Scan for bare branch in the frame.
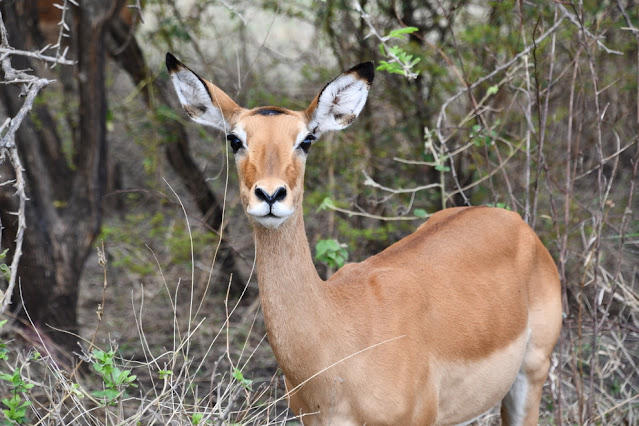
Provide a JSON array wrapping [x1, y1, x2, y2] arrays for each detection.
[[362, 170, 441, 194], [0, 10, 58, 313], [0, 147, 27, 314], [0, 47, 75, 66], [557, 3, 623, 55]]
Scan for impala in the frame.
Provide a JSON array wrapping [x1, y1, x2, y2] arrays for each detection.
[[166, 53, 562, 425]]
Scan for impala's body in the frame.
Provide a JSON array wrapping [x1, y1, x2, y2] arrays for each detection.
[[166, 53, 562, 425]]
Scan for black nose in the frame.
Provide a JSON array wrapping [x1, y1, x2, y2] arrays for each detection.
[[255, 186, 287, 206]]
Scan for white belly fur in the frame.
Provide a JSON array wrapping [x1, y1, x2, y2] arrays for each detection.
[[433, 329, 530, 425]]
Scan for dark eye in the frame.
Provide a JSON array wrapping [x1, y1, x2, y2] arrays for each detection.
[[298, 134, 316, 153], [226, 134, 243, 154]]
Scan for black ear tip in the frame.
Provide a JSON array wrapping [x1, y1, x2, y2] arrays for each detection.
[[350, 62, 375, 85], [165, 52, 182, 72]]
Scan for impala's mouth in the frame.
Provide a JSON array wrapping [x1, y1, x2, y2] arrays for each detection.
[[250, 213, 289, 229], [246, 203, 293, 229]]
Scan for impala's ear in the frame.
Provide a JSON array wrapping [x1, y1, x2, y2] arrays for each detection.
[[305, 62, 374, 135], [166, 53, 242, 131]]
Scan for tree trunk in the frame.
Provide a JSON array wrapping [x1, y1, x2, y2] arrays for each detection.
[[0, 0, 123, 351]]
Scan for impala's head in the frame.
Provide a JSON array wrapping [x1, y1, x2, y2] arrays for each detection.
[[166, 53, 373, 229]]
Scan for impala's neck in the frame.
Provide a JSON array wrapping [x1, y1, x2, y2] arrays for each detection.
[[253, 208, 326, 317], [253, 208, 334, 379]]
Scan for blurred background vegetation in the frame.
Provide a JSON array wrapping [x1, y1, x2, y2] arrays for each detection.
[[0, 0, 638, 424]]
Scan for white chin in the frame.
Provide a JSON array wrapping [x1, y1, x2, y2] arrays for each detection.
[[251, 215, 289, 229]]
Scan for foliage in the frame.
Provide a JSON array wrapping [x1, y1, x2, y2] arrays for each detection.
[[90, 349, 138, 404], [0, 321, 32, 425], [0, 250, 9, 282], [232, 367, 253, 392], [315, 239, 349, 269], [1, 395, 31, 425], [0, 369, 34, 395], [377, 27, 422, 76]]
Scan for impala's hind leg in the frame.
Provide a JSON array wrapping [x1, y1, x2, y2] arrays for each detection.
[[500, 345, 551, 425], [501, 287, 561, 423], [501, 233, 562, 425]]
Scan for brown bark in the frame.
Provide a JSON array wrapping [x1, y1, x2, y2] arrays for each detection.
[[0, 0, 123, 350]]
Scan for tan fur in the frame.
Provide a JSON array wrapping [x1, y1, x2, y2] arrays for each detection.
[[167, 61, 563, 425]]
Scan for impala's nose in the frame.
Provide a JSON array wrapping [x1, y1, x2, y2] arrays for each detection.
[[255, 186, 287, 206]]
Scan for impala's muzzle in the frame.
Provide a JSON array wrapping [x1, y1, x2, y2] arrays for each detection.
[[246, 183, 294, 228], [255, 186, 287, 207]]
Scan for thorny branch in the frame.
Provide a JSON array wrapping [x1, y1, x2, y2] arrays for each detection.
[[0, 8, 67, 313], [49, 0, 78, 66], [0, 47, 76, 66], [0, 1, 77, 69]]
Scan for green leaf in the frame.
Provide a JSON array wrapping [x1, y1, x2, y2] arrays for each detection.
[[232, 367, 253, 391], [376, 61, 405, 75], [92, 388, 120, 401], [0, 263, 10, 281], [192, 412, 204, 425], [486, 85, 499, 95], [414, 209, 428, 218], [317, 197, 335, 211], [159, 370, 173, 380], [387, 26, 419, 39], [315, 239, 349, 269]]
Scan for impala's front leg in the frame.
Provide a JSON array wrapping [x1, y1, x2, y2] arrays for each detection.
[[284, 377, 313, 423]]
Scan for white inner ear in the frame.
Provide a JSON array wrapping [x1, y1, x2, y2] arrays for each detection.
[[308, 73, 370, 135], [170, 69, 229, 131]]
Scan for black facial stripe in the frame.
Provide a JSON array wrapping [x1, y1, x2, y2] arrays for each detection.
[[252, 108, 287, 116]]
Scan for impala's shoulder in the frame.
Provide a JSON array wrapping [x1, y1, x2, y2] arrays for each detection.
[[326, 261, 393, 289], [328, 261, 364, 283]]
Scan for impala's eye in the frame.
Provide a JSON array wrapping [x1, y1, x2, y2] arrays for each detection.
[[226, 134, 243, 154], [298, 134, 315, 153]]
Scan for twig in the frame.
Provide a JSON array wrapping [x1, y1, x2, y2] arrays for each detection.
[[326, 202, 426, 221], [362, 170, 440, 194]]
